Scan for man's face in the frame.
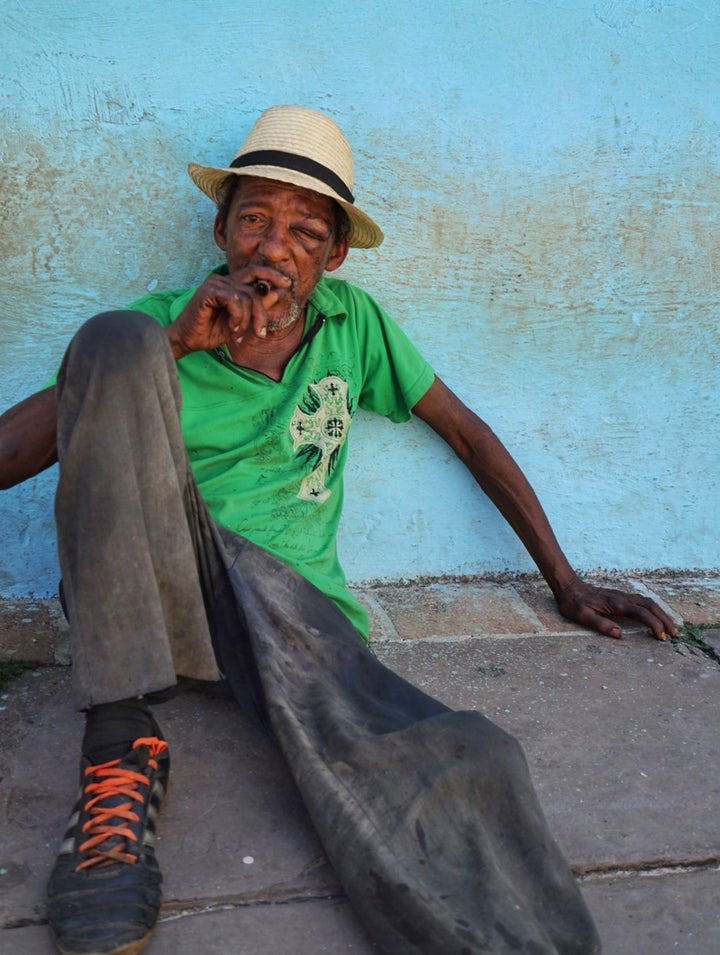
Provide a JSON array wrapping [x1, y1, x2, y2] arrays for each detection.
[[214, 176, 349, 332]]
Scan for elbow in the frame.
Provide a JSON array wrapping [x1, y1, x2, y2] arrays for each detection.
[[0, 438, 57, 489]]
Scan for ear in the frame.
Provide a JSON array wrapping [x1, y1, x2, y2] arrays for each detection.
[[324, 237, 350, 273], [213, 212, 227, 252]]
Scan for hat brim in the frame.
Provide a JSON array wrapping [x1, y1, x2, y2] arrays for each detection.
[[187, 162, 383, 250]]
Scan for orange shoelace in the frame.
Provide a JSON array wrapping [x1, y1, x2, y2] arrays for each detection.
[[75, 737, 168, 872]]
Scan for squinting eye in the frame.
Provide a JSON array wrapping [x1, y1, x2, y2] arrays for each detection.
[[295, 227, 330, 243]]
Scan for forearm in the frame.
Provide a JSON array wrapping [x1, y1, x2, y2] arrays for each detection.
[[412, 377, 578, 597], [0, 386, 58, 489], [414, 377, 677, 640], [459, 424, 578, 597]]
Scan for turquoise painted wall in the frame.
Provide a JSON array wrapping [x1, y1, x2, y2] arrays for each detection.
[[1, 0, 718, 595]]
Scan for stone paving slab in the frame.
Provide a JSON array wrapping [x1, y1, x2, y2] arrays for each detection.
[[580, 867, 720, 955], [704, 627, 720, 654], [2, 574, 720, 954], [374, 631, 720, 869], [0, 599, 68, 665], [365, 580, 546, 639], [641, 575, 720, 625], [3, 572, 718, 665], [355, 571, 720, 644], [2, 644, 719, 954], [3, 867, 718, 955], [0, 897, 380, 955]]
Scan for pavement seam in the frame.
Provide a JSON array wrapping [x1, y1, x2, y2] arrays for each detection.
[[0, 886, 346, 931], [158, 859, 720, 922], [2, 861, 719, 931], [371, 629, 642, 645], [577, 859, 720, 882], [159, 890, 347, 923]]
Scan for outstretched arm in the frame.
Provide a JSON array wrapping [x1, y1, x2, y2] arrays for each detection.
[[412, 376, 677, 641], [0, 386, 58, 489]]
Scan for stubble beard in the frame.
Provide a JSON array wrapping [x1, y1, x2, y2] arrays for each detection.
[[266, 299, 303, 333]]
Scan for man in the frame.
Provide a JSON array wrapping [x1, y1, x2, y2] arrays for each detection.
[[0, 106, 676, 955]]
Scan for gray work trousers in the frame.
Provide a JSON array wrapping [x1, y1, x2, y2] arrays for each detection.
[[54, 310, 601, 955]]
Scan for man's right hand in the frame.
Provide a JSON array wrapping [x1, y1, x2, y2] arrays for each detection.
[[165, 269, 290, 359]]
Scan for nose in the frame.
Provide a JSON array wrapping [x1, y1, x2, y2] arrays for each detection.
[[256, 220, 291, 262]]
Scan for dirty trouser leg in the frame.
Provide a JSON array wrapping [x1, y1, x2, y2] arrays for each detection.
[[55, 310, 230, 708], [210, 528, 601, 955], [55, 309, 600, 952]]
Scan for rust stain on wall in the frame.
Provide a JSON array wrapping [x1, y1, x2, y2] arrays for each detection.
[[346, 123, 720, 387]]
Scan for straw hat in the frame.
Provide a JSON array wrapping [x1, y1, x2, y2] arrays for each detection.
[[188, 105, 383, 249]]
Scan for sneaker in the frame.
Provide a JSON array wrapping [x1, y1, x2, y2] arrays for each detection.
[[47, 737, 170, 955]]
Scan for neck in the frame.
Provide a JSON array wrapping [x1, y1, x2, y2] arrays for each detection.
[[226, 309, 307, 381]]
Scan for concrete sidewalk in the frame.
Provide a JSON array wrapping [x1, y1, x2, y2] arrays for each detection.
[[1, 572, 719, 954]]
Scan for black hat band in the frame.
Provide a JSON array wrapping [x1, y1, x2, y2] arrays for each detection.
[[230, 150, 355, 204]]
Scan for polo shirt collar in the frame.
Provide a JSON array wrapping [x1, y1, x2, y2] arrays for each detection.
[[308, 277, 347, 323]]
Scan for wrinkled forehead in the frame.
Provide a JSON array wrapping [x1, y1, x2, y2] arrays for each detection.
[[230, 174, 338, 218]]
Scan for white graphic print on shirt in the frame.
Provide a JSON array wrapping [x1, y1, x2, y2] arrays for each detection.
[[290, 376, 352, 502]]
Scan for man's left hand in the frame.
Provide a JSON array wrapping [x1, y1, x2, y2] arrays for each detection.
[[554, 577, 678, 641]]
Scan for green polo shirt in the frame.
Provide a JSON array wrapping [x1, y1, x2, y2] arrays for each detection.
[[126, 270, 435, 638]]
